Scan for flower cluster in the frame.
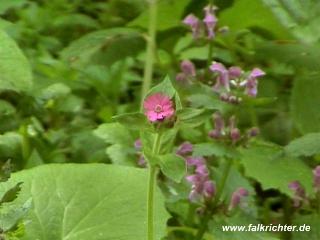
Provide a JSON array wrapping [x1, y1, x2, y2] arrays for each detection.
[[208, 112, 259, 145], [210, 61, 265, 103], [177, 142, 216, 202], [183, 5, 219, 39], [143, 93, 175, 122]]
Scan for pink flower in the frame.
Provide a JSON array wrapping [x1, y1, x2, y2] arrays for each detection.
[[229, 187, 249, 210], [245, 68, 265, 97], [183, 14, 201, 39], [210, 62, 230, 91], [203, 5, 218, 39], [143, 93, 175, 122]]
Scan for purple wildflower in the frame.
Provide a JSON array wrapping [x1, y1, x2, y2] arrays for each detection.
[[210, 62, 230, 92], [183, 14, 201, 39], [229, 116, 241, 144], [185, 156, 215, 202], [229, 187, 249, 210], [245, 68, 265, 97], [228, 66, 242, 79], [134, 139, 142, 150], [176, 142, 193, 157], [203, 5, 218, 39], [288, 181, 306, 207], [180, 60, 196, 77]]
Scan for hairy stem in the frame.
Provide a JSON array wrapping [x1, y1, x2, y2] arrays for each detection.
[[194, 158, 233, 240], [147, 132, 162, 240], [141, 0, 158, 104]]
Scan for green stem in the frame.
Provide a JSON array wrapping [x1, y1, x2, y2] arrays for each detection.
[[141, 0, 158, 104], [147, 132, 162, 240], [194, 158, 233, 240]]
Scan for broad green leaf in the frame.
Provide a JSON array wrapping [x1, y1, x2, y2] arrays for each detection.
[[219, 0, 290, 38], [292, 214, 320, 240], [285, 132, 320, 157], [0, 30, 32, 92], [291, 72, 320, 133], [159, 154, 186, 183], [177, 108, 212, 128], [61, 28, 144, 68], [240, 142, 313, 196], [113, 112, 153, 131], [0, 164, 169, 240], [255, 42, 320, 71], [193, 143, 239, 159], [262, 0, 320, 43], [128, 0, 190, 31], [179, 47, 233, 64], [0, 198, 32, 232], [94, 122, 134, 145]]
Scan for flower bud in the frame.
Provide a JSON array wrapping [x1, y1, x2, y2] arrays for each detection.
[[204, 180, 216, 199], [183, 14, 201, 39], [229, 187, 249, 210], [176, 142, 193, 156], [180, 60, 196, 77]]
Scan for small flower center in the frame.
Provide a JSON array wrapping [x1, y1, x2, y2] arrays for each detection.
[[154, 104, 163, 113]]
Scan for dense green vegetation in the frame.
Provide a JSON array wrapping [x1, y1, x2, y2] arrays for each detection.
[[0, 0, 320, 239]]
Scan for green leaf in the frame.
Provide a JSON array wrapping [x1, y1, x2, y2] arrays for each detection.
[[147, 75, 177, 98], [262, 0, 320, 43], [0, 100, 16, 116], [94, 123, 133, 145], [193, 143, 239, 159], [61, 28, 144, 68], [291, 72, 320, 133], [285, 132, 320, 157], [219, 0, 290, 38], [177, 108, 212, 128], [0, 198, 32, 232], [240, 142, 313, 196], [0, 164, 169, 240], [255, 42, 320, 71], [292, 214, 320, 240], [0, 182, 22, 205], [128, 0, 190, 31], [159, 154, 186, 183], [106, 144, 136, 166], [113, 112, 153, 131], [0, 30, 32, 92]]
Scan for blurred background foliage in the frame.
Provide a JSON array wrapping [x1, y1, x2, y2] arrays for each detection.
[[0, 1, 320, 239], [0, 0, 319, 171]]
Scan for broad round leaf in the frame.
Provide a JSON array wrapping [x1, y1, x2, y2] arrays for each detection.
[[0, 164, 169, 240]]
